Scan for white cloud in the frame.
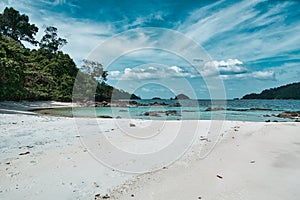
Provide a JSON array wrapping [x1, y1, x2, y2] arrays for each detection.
[[179, 0, 300, 63], [251, 71, 275, 79], [180, 0, 262, 44], [53, 18, 112, 64], [109, 65, 193, 80], [204, 59, 247, 76], [169, 66, 183, 73], [109, 57, 276, 81], [201, 58, 275, 80], [221, 70, 275, 80], [220, 71, 275, 80], [124, 11, 165, 29], [109, 70, 121, 77], [52, 0, 66, 5]]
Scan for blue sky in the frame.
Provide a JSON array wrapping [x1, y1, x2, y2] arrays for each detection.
[[1, 0, 300, 99]]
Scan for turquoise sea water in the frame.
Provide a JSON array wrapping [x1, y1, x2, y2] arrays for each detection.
[[39, 100, 300, 122]]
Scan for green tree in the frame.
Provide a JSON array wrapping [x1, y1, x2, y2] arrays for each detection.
[[81, 59, 108, 82], [40, 26, 67, 53], [0, 7, 38, 46], [0, 8, 139, 102]]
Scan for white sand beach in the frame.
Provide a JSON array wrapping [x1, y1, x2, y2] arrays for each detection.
[[112, 122, 300, 200], [1, 102, 300, 200]]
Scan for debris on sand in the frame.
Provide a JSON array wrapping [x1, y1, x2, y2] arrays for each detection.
[[200, 136, 209, 141], [102, 194, 110, 199], [19, 151, 30, 156], [94, 193, 110, 199], [216, 175, 223, 179], [94, 193, 101, 200], [97, 115, 113, 118], [130, 123, 136, 127]]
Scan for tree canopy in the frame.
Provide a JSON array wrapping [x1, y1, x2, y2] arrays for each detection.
[[0, 7, 139, 102], [40, 26, 67, 53], [0, 7, 38, 46], [0, 34, 78, 101], [81, 59, 108, 82]]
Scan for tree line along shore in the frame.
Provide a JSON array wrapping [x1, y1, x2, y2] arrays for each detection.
[[0, 7, 140, 102]]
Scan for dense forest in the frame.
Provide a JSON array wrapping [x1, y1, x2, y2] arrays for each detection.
[[242, 82, 300, 100], [0, 7, 140, 102]]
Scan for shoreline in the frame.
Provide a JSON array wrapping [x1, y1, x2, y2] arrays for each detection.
[[0, 101, 76, 115], [1, 100, 298, 122]]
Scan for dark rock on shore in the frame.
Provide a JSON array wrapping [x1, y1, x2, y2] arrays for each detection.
[[82, 100, 182, 108], [165, 110, 179, 116], [129, 101, 151, 107], [182, 110, 199, 112], [250, 107, 271, 111], [170, 102, 181, 107], [205, 107, 225, 111], [144, 111, 162, 117], [143, 110, 180, 117], [227, 108, 248, 112], [150, 102, 168, 106], [276, 111, 300, 119]]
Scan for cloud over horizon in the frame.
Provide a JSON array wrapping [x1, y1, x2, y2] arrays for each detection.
[[202, 59, 275, 80], [109, 65, 193, 80]]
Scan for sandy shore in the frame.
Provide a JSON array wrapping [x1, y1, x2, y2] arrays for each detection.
[[111, 122, 300, 200], [1, 102, 300, 200], [0, 101, 75, 115]]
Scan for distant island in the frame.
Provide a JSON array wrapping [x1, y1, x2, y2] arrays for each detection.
[[171, 94, 190, 100], [242, 82, 300, 100], [152, 97, 161, 100]]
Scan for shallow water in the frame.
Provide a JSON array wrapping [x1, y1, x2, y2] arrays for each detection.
[[37, 99, 300, 122]]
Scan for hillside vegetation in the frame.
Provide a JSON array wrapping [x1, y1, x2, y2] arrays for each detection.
[[242, 82, 300, 100], [0, 7, 139, 102]]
